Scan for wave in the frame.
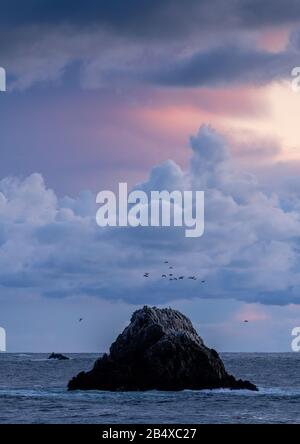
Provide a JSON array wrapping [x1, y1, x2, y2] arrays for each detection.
[[29, 358, 73, 361], [183, 387, 300, 397], [1, 386, 300, 400]]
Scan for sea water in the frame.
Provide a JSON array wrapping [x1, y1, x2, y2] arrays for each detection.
[[0, 353, 299, 424]]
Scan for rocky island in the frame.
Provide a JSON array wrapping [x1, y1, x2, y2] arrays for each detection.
[[68, 306, 257, 391]]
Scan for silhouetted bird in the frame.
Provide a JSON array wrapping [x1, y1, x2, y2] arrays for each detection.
[[244, 320, 249, 323], [179, 276, 184, 280], [164, 261, 168, 264], [169, 266, 173, 269], [169, 273, 173, 276], [79, 318, 83, 322], [144, 273, 149, 277], [162, 274, 167, 278], [201, 280, 206, 283]]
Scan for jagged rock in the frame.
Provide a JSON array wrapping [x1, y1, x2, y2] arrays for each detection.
[[48, 352, 69, 360], [68, 306, 257, 391]]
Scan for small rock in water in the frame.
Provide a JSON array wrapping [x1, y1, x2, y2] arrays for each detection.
[[68, 306, 257, 391], [48, 353, 69, 361]]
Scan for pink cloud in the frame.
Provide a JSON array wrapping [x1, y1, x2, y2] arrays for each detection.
[[257, 26, 291, 52], [235, 304, 270, 322]]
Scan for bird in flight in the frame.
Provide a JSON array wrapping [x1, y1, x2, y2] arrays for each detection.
[[164, 261, 168, 264], [143, 273, 149, 277], [79, 318, 83, 322], [162, 274, 166, 278], [244, 320, 249, 323]]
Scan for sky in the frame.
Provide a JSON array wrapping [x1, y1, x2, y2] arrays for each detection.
[[1, 1, 300, 351]]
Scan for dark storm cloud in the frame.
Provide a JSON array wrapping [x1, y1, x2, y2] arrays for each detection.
[[237, 0, 300, 27], [2, 0, 300, 38], [1, 0, 300, 91], [151, 46, 295, 87]]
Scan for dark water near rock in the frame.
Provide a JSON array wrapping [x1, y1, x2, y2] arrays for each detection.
[[0, 353, 300, 423]]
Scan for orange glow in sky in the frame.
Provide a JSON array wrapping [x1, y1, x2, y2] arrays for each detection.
[[221, 81, 300, 162], [127, 80, 300, 166]]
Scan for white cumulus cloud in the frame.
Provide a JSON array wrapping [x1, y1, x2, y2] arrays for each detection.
[[1, 125, 300, 305]]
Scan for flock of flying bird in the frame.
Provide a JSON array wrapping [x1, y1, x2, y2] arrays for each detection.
[[143, 261, 205, 282], [76, 263, 248, 324], [142, 261, 249, 323]]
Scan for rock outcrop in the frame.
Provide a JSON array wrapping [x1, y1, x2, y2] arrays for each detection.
[[68, 306, 257, 391], [48, 352, 69, 360]]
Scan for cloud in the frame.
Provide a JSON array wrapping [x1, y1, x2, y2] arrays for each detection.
[[2, 1, 300, 91], [1, 126, 300, 306], [2, 1, 300, 35], [4, 32, 298, 91], [235, 303, 269, 322], [151, 45, 296, 87]]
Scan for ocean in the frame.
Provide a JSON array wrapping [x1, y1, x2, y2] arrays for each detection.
[[0, 352, 300, 424]]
